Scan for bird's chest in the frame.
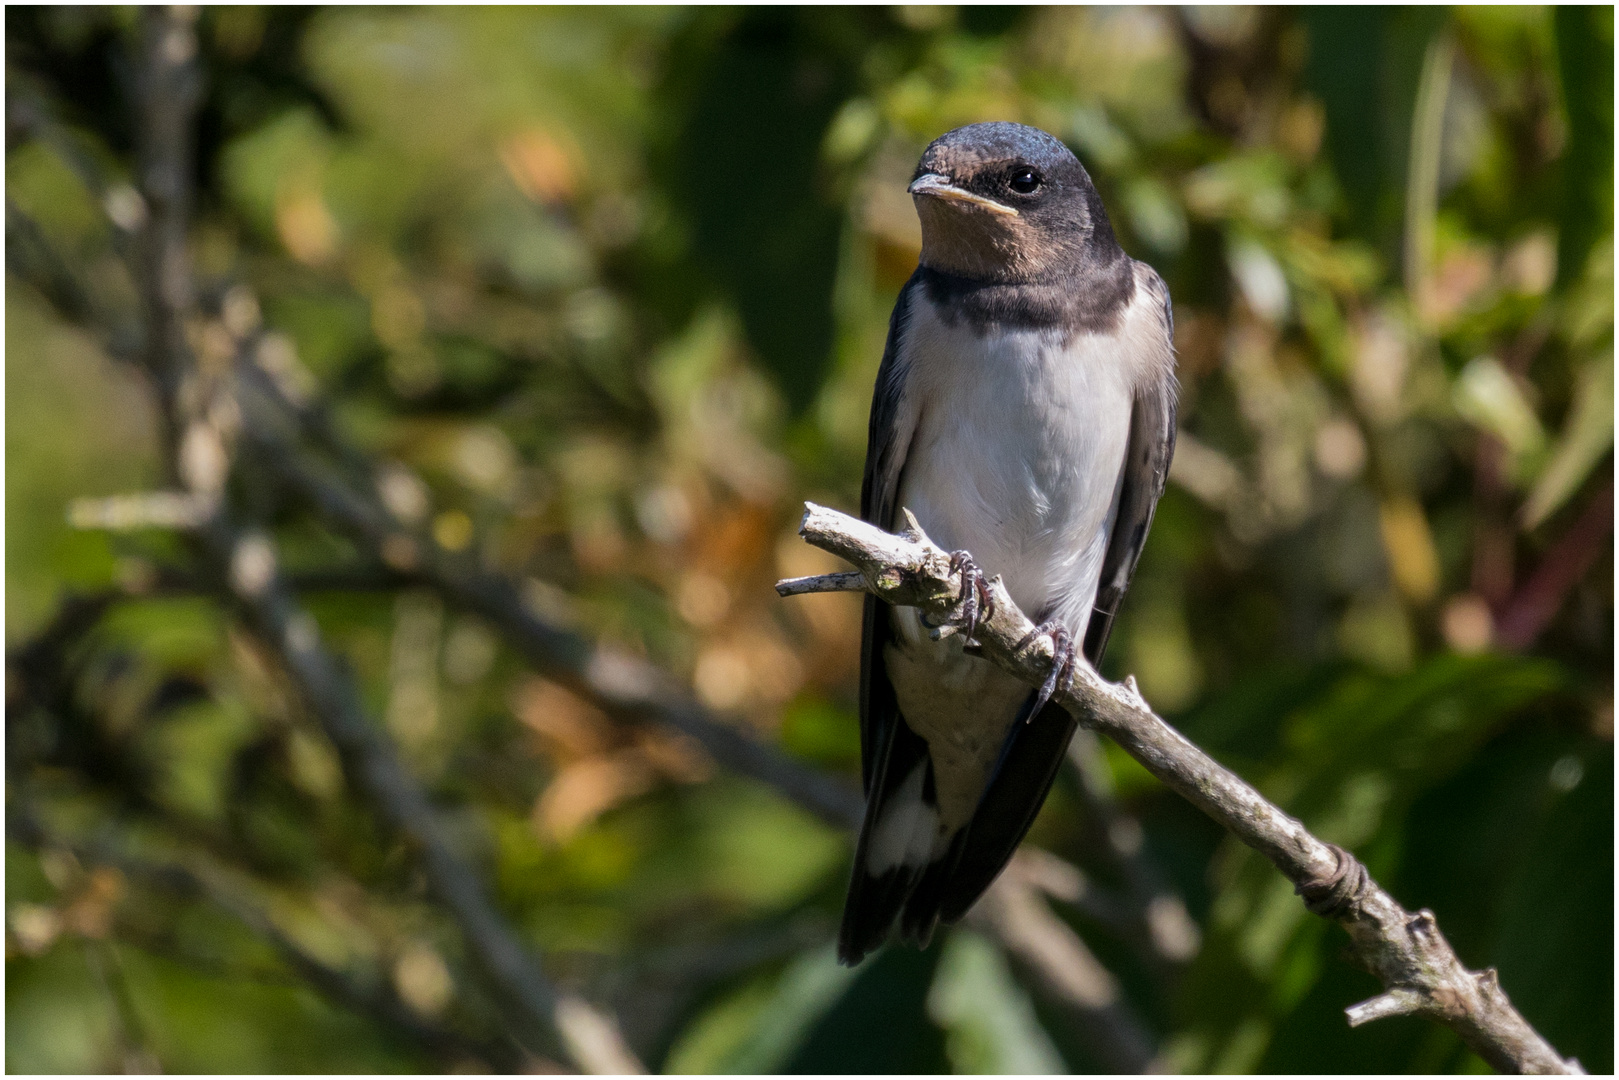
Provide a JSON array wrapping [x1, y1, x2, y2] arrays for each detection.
[[893, 303, 1134, 622]]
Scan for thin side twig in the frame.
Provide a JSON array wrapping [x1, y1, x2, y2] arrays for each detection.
[[775, 571, 868, 596], [778, 501, 1581, 1076]]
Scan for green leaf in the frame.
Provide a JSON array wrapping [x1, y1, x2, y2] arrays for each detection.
[[1555, 6, 1615, 286], [664, 945, 855, 1073], [1451, 355, 1546, 469]]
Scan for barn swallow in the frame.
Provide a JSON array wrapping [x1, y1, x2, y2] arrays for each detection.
[[839, 122, 1177, 965]]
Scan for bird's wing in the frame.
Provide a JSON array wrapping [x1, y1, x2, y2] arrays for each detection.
[[1083, 262, 1178, 667], [856, 272, 922, 794], [840, 274, 929, 965]]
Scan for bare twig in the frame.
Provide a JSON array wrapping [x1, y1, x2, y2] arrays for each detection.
[[777, 501, 1581, 1076], [775, 570, 867, 596]]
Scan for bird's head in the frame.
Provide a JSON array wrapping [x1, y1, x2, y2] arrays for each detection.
[[908, 122, 1119, 283]]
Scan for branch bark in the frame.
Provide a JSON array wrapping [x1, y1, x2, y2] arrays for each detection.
[[777, 501, 1582, 1076]]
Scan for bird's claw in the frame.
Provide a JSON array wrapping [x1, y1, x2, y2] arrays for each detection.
[[1015, 620, 1077, 721], [947, 550, 994, 647]]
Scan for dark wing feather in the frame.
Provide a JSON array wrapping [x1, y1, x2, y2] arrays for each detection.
[[1083, 264, 1178, 666], [856, 274, 920, 792], [839, 275, 922, 965]]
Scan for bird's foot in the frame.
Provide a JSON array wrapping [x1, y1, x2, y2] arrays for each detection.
[[1015, 620, 1077, 720], [947, 550, 995, 647]]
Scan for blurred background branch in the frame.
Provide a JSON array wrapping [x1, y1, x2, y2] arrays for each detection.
[[7, 5, 1610, 1074]]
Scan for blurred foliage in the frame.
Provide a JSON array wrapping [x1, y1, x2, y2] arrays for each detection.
[[6, 5, 1611, 1074]]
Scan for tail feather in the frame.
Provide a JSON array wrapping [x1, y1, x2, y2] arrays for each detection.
[[897, 827, 967, 947], [839, 864, 924, 965], [838, 716, 935, 965], [939, 696, 1078, 922], [840, 692, 1081, 962]]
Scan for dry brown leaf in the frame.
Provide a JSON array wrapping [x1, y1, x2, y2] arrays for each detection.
[[634, 728, 714, 784], [499, 128, 579, 205], [535, 751, 655, 842], [514, 676, 614, 760]]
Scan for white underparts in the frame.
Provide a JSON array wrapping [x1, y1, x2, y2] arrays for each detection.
[[866, 761, 942, 875], [884, 618, 1030, 832], [881, 290, 1157, 834]]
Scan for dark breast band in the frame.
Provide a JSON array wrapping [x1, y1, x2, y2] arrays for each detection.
[[916, 256, 1136, 337]]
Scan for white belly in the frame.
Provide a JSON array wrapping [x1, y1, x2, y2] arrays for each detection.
[[884, 297, 1136, 830], [893, 300, 1135, 632]]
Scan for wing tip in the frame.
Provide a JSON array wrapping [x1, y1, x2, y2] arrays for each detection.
[[838, 863, 953, 966], [837, 865, 912, 966], [835, 936, 871, 967]]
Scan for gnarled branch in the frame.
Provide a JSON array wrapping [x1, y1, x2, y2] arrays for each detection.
[[777, 501, 1581, 1076], [111, 10, 641, 1071]]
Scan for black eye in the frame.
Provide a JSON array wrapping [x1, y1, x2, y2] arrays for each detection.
[[1009, 167, 1041, 194]]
